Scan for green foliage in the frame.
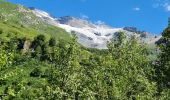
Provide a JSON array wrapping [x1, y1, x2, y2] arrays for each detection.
[[0, 45, 14, 70], [49, 37, 56, 47], [31, 34, 46, 50], [0, 31, 164, 99], [0, 0, 170, 99], [0, 31, 163, 99], [154, 19, 170, 94], [0, 1, 71, 42], [30, 67, 42, 77], [105, 33, 157, 99], [160, 89, 170, 100]]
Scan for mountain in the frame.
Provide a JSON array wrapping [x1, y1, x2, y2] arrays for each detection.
[[1, 1, 167, 99], [0, 2, 71, 42], [31, 8, 160, 49], [0, 1, 160, 49]]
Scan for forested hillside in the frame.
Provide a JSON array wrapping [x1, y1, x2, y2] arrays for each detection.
[[0, 0, 170, 99]]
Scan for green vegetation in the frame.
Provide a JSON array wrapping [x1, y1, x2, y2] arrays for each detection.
[[0, 0, 170, 99], [0, 1, 71, 42], [154, 20, 170, 95], [0, 31, 169, 99]]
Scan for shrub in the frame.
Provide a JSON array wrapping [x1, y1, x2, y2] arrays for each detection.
[[30, 67, 42, 77], [0, 79, 7, 86], [49, 37, 56, 47], [0, 29, 3, 34]]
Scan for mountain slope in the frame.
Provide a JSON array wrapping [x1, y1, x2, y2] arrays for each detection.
[[31, 8, 160, 49], [0, 1, 71, 42], [0, 1, 160, 49]]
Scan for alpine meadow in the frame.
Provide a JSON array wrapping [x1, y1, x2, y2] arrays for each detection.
[[0, 0, 170, 99]]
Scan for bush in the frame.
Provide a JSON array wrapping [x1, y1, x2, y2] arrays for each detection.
[[31, 34, 46, 49], [41, 69, 50, 78], [0, 29, 3, 34], [30, 67, 42, 77], [0, 79, 7, 86], [49, 37, 56, 47]]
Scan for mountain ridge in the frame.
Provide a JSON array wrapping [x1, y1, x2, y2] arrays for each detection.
[[30, 8, 160, 49], [0, 0, 161, 49]]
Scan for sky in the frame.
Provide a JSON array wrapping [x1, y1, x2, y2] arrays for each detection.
[[6, 0, 170, 35]]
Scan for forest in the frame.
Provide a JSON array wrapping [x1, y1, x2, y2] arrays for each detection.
[[0, 25, 170, 99]]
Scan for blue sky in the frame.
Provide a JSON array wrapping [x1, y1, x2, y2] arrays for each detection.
[[7, 0, 170, 34]]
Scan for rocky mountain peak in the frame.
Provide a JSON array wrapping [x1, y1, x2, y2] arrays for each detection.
[[30, 8, 160, 49]]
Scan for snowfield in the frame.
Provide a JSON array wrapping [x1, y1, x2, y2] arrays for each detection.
[[31, 8, 160, 49]]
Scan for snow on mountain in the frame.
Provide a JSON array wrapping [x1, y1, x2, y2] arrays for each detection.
[[30, 8, 159, 49], [31, 8, 55, 20]]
